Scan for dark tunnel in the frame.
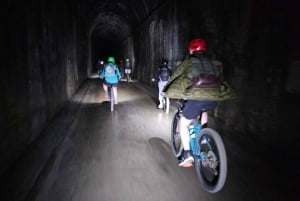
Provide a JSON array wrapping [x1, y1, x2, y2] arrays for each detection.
[[88, 0, 175, 74], [1, 0, 300, 200]]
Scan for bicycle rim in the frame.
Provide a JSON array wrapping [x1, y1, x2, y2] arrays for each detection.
[[195, 128, 227, 193], [171, 111, 183, 157]]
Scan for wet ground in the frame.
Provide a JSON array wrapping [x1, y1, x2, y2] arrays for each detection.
[[1, 75, 299, 201]]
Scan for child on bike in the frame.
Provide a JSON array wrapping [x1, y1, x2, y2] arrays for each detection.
[[99, 56, 122, 104], [163, 38, 235, 167]]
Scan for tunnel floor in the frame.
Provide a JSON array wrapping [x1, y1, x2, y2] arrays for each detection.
[[1, 74, 298, 201]]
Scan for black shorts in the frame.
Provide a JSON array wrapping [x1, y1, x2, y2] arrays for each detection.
[[182, 100, 218, 120], [104, 80, 118, 87]]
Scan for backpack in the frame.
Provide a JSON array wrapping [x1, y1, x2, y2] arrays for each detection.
[[190, 56, 221, 88], [104, 63, 116, 77], [125, 61, 131, 69], [159, 66, 171, 81]]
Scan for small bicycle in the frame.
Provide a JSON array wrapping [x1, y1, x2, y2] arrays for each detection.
[[171, 100, 227, 193]]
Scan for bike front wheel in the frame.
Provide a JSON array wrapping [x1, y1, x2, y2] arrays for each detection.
[[194, 128, 227, 193], [171, 111, 183, 157]]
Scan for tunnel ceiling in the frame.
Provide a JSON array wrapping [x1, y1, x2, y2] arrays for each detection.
[[88, 0, 166, 42]]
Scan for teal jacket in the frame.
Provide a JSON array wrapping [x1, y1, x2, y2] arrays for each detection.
[[99, 63, 121, 84]]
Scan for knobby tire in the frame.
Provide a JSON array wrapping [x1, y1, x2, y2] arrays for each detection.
[[194, 128, 227, 193], [171, 111, 183, 157], [110, 86, 114, 112]]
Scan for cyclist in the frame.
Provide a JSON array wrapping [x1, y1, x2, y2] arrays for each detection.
[[99, 56, 121, 104], [96, 59, 104, 74], [124, 58, 132, 81], [119, 59, 124, 77], [152, 58, 172, 109], [163, 38, 234, 167]]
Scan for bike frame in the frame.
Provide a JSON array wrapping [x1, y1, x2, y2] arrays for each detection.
[[189, 121, 214, 161]]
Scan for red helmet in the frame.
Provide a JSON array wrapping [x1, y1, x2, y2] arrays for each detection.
[[189, 38, 206, 54]]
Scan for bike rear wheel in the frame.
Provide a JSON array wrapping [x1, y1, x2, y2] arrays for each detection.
[[162, 96, 170, 113], [171, 111, 183, 157], [194, 128, 227, 193], [109, 86, 114, 112]]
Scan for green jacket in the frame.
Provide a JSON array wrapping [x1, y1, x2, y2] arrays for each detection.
[[163, 55, 235, 101]]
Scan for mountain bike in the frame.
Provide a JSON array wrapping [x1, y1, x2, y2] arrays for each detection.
[[171, 100, 227, 193], [107, 84, 115, 112]]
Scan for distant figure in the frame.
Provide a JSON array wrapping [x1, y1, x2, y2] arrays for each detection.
[[96, 59, 104, 74], [152, 58, 172, 109], [119, 60, 124, 77], [124, 58, 132, 82]]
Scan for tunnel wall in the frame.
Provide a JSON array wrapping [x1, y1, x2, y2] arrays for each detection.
[[126, 0, 288, 143], [0, 1, 88, 176], [132, 1, 179, 83]]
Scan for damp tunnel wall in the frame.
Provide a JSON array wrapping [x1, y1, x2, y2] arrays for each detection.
[[1, 0, 89, 176]]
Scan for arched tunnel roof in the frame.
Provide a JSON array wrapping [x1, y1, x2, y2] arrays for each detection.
[[87, 0, 166, 59]]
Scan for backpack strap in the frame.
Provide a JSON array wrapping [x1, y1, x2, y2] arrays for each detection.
[[190, 56, 220, 88]]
